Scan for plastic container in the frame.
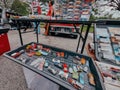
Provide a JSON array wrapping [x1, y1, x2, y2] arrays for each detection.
[[0, 28, 10, 55]]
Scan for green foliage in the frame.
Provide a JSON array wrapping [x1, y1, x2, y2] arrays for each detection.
[[98, 16, 110, 19], [92, 8, 98, 14], [82, 25, 94, 33], [11, 0, 29, 16], [90, 14, 97, 21]]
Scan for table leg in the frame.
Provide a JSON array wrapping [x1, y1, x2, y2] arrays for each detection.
[[75, 24, 84, 53], [17, 21, 23, 45], [81, 24, 91, 53], [34, 22, 40, 43], [73, 24, 91, 53]]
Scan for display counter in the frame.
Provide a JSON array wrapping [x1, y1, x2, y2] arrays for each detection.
[[94, 20, 120, 66], [4, 42, 105, 90]]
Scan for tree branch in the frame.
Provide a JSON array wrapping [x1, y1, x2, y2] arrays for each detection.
[[111, 0, 119, 6], [116, 0, 119, 3], [4, 0, 8, 8]]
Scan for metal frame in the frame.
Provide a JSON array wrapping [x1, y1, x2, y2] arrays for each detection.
[[12, 18, 93, 54]]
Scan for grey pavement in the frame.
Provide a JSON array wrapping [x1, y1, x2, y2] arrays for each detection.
[[0, 28, 93, 90]]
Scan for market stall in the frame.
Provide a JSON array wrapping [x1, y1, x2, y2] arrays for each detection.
[[3, 16, 108, 90], [3, 11, 120, 90], [86, 20, 120, 90]]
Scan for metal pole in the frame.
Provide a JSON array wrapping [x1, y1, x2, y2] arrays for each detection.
[[81, 24, 91, 53], [35, 22, 40, 43], [74, 24, 84, 53], [17, 21, 23, 45]]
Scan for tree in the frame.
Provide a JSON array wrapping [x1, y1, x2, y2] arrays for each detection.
[[99, 0, 120, 11], [108, 0, 120, 11], [0, 0, 13, 8], [0, 0, 14, 23], [11, 0, 29, 16]]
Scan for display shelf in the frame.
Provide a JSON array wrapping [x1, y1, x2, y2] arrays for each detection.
[[4, 42, 105, 90], [54, 0, 91, 21], [48, 0, 92, 37], [94, 20, 120, 66], [95, 61, 120, 90]]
